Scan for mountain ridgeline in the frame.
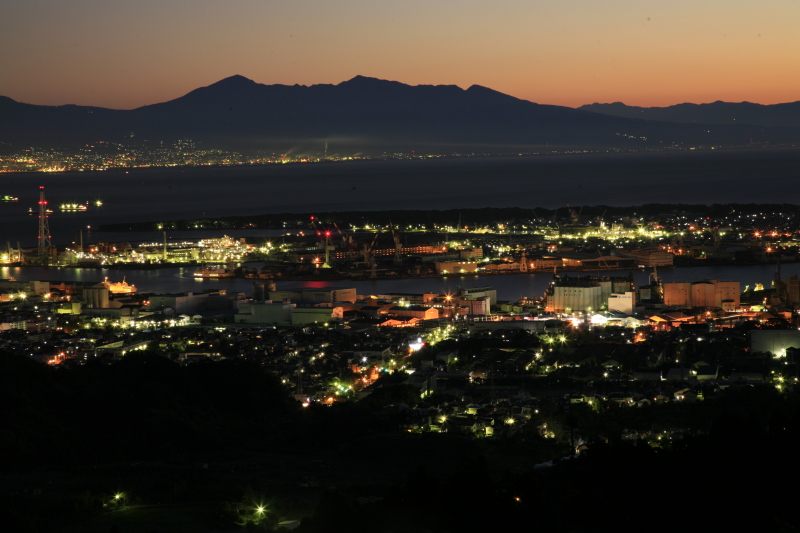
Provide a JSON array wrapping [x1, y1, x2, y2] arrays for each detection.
[[2, 75, 800, 154], [580, 100, 800, 128]]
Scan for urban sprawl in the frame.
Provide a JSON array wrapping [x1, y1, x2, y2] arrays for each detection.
[[6, 200, 800, 411], [6, 198, 800, 531]]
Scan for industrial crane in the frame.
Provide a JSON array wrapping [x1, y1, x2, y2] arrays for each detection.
[[389, 220, 402, 265]]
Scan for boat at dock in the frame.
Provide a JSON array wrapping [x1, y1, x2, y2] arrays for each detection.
[[193, 266, 233, 279], [60, 203, 88, 212], [97, 277, 137, 294]]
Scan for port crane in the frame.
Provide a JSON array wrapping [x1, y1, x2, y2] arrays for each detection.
[[361, 230, 381, 278], [333, 222, 358, 262], [308, 216, 334, 268], [389, 220, 402, 265]]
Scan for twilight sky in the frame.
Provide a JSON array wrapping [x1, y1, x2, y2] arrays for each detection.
[[2, 0, 799, 110]]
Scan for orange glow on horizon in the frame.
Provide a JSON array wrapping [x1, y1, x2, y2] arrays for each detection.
[[1, 1, 799, 110]]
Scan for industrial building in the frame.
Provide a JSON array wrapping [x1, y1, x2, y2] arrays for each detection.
[[608, 292, 636, 314], [266, 287, 357, 304], [458, 286, 497, 307], [147, 290, 241, 315], [434, 260, 479, 275], [556, 253, 637, 270], [235, 301, 342, 326], [544, 275, 634, 314], [624, 249, 675, 267], [387, 305, 440, 320], [663, 280, 740, 311]]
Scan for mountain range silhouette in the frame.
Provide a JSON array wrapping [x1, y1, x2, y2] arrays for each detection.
[[2, 75, 798, 153]]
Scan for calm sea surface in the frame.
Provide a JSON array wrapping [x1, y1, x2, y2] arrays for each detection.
[[2, 149, 800, 247], [2, 150, 800, 297]]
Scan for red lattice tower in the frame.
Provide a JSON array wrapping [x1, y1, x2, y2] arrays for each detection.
[[37, 186, 52, 263]]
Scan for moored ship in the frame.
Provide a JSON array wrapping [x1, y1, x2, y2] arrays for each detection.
[[193, 266, 233, 278], [60, 203, 88, 212], [97, 277, 137, 294]]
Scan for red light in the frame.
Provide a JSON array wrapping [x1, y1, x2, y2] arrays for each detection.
[[310, 216, 315, 220], [325, 231, 331, 237]]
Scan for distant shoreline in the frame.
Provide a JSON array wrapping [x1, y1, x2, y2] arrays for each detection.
[[6, 144, 799, 176]]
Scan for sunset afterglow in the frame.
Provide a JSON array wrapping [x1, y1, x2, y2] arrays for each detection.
[[2, 0, 798, 109]]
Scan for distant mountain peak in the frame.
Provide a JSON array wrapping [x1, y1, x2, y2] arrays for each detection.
[[6, 75, 800, 152], [338, 75, 408, 89], [466, 84, 529, 104], [173, 75, 260, 102], [346, 75, 379, 82], [466, 84, 504, 95], [211, 75, 258, 87], [580, 99, 800, 128]]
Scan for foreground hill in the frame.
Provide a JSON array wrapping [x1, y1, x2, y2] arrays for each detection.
[[3, 76, 800, 154]]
